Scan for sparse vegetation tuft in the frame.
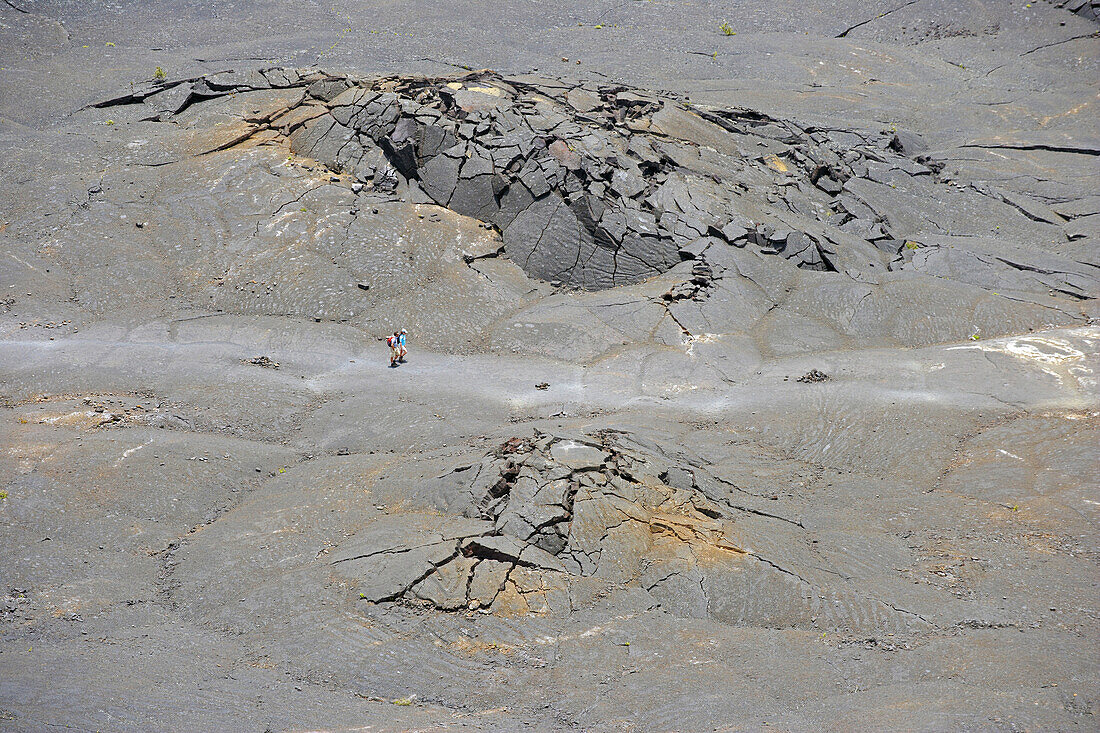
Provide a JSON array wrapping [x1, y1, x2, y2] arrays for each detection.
[[153, 66, 167, 82], [719, 20, 736, 35]]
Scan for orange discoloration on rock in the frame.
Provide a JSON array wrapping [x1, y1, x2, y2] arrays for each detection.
[[449, 637, 514, 655]]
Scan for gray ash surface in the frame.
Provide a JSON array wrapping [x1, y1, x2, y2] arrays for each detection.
[[1, 1, 1098, 731]]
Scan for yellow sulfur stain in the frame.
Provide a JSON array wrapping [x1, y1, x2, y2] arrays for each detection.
[[467, 85, 502, 96], [764, 154, 789, 173]]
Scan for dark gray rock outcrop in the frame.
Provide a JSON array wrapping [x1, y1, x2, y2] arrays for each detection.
[[96, 68, 1097, 301]]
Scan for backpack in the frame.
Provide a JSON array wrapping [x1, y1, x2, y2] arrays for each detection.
[[387, 335, 396, 348]]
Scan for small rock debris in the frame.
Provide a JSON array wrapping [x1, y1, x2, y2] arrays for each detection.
[[246, 355, 280, 369], [797, 369, 830, 383]]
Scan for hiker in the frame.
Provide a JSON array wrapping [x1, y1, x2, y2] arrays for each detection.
[[398, 328, 408, 363], [387, 331, 401, 367]]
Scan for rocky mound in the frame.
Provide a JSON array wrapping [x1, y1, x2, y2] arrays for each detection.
[[329, 430, 931, 634], [96, 68, 1098, 297]]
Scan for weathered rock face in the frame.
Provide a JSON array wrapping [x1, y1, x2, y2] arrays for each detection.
[[98, 67, 1098, 296]]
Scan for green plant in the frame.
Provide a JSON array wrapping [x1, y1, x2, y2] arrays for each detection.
[[718, 20, 736, 35], [152, 66, 167, 82], [0, 490, 8, 500]]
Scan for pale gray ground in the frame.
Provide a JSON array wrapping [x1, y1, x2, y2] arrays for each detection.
[[1, 1, 1098, 731]]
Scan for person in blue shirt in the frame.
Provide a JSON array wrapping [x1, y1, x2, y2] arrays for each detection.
[[397, 328, 408, 363]]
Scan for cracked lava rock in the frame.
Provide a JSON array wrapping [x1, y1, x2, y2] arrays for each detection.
[[1, 2, 1098, 731]]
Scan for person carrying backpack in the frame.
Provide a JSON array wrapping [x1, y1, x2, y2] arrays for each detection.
[[398, 328, 408, 363], [387, 331, 401, 367]]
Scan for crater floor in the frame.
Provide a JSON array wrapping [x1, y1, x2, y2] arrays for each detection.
[[1, 1, 1098, 731]]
